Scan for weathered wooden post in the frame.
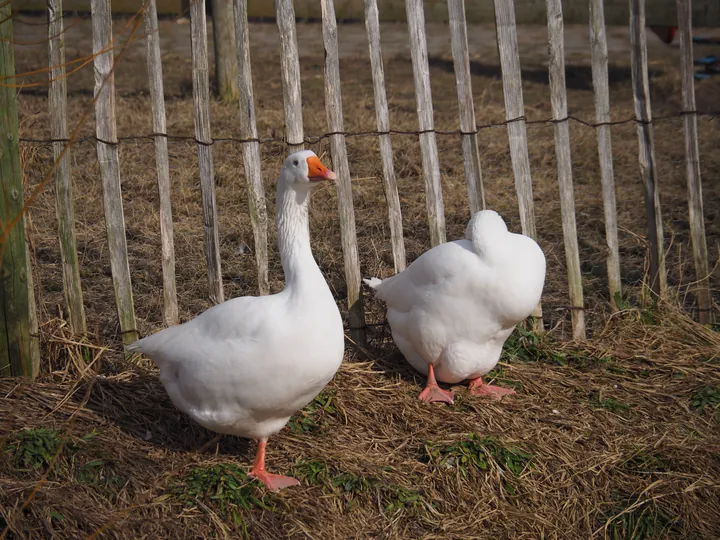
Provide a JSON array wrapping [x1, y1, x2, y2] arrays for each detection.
[[0, 6, 41, 377], [211, 0, 239, 101]]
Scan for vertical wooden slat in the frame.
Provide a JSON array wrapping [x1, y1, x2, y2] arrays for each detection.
[[233, 0, 269, 296], [363, 0, 406, 273], [190, 0, 224, 304], [676, 0, 712, 323], [143, 0, 179, 326], [405, 0, 446, 247], [447, 0, 485, 214], [629, 0, 667, 296], [48, 0, 87, 334], [91, 0, 138, 345], [546, 0, 585, 340], [211, 0, 239, 102], [492, 0, 543, 330], [0, 4, 40, 377], [589, 0, 622, 308], [274, 0, 304, 152], [321, 0, 366, 346]]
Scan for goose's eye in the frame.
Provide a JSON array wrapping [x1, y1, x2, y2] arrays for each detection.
[[293, 160, 299, 166]]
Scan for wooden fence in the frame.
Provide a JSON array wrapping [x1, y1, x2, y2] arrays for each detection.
[[1, 0, 714, 377]]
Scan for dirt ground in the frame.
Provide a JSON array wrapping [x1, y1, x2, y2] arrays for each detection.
[[2, 12, 720, 539]]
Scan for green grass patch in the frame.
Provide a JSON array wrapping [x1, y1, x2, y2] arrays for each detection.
[[425, 434, 534, 478], [5, 428, 98, 472], [291, 460, 423, 515], [602, 494, 680, 539], [171, 463, 271, 535], [690, 386, 720, 423], [288, 390, 338, 434], [621, 449, 669, 473], [589, 395, 631, 417]]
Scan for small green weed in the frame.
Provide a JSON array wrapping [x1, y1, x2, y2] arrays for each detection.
[[173, 463, 271, 533], [5, 428, 98, 472], [590, 395, 631, 417], [690, 386, 720, 422], [602, 495, 679, 539], [622, 449, 668, 473], [288, 390, 338, 433], [292, 459, 331, 485], [292, 461, 422, 515], [425, 434, 534, 478], [9, 428, 62, 470]]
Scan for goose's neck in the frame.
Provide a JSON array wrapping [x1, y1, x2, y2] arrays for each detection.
[[276, 179, 321, 288]]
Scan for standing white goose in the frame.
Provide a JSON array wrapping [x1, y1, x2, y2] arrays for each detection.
[[365, 210, 546, 404], [126, 151, 344, 491]]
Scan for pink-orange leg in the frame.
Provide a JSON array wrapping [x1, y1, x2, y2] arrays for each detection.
[[248, 438, 300, 492], [468, 377, 515, 400], [418, 364, 455, 404]]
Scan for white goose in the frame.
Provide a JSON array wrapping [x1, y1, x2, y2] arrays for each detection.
[[365, 210, 546, 404], [126, 151, 344, 490]]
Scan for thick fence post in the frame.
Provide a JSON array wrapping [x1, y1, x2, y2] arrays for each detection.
[[363, 0, 406, 273], [48, 0, 87, 334], [144, 0, 179, 326], [676, 0, 712, 324], [275, 0, 304, 152], [190, 0, 225, 305], [91, 0, 138, 346], [211, 0, 239, 102], [0, 6, 41, 377], [448, 0, 485, 214], [589, 0, 622, 308], [405, 0, 446, 247], [546, 0, 585, 340], [321, 0, 366, 347], [234, 0, 269, 296], [492, 0, 543, 331], [629, 0, 667, 297]]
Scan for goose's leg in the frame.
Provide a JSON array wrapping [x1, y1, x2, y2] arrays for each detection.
[[248, 438, 300, 491], [468, 377, 515, 400], [418, 364, 455, 404]]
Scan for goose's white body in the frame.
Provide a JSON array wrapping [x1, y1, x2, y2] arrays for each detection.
[[127, 151, 344, 442], [367, 210, 546, 384]]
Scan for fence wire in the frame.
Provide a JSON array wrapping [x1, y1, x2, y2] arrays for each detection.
[[18, 110, 719, 147]]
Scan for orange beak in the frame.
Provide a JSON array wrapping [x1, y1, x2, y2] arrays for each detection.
[[306, 155, 337, 182]]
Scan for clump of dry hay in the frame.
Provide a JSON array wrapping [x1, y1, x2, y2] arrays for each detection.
[[1, 304, 718, 539]]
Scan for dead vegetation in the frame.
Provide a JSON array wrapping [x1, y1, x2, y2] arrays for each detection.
[[2, 15, 720, 539]]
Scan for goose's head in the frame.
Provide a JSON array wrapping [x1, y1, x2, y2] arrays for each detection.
[[280, 150, 336, 189]]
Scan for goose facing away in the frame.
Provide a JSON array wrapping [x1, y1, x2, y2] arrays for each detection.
[[365, 210, 546, 404], [126, 151, 345, 491]]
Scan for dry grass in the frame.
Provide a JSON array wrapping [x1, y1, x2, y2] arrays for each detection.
[[2, 15, 720, 539]]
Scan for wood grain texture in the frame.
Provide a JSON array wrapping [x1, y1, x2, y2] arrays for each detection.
[[546, 0, 585, 340], [48, 0, 87, 334], [322, 0, 366, 346], [190, 0, 224, 304], [211, 0, 239, 102], [91, 0, 138, 345], [364, 0, 406, 272], [275, 0, 304, 151], [448, 0, 485, 214], [589, 0, 622, 307], [0, 5, 40, 377], [18, 0, 720, 26], [629, 0, 667, 296], [676, 0, 712, 323], [234, 0, 269, 296], [492, 0, 542, 329], [405, 0, 445, 247], [143, 0, 179, 326]]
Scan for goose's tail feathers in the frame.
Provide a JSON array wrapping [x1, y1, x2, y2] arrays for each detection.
[[363, 277, 383, 289]]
